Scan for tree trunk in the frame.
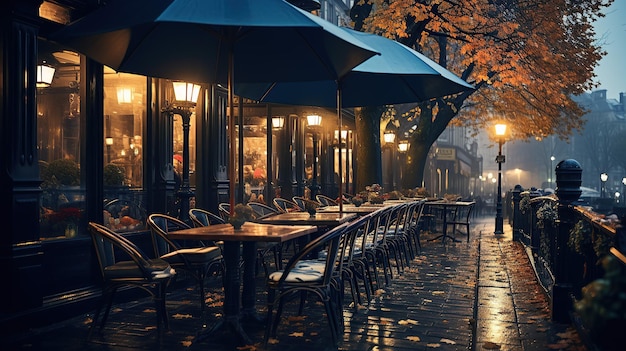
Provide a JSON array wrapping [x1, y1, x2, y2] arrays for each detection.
[[354, 106, 384, 192], [403, 140, 429, 189]]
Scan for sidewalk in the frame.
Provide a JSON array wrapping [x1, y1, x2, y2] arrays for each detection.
[[5, 215, 585, 350]]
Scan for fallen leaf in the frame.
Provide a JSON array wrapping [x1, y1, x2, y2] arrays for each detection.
[[407, 336, 421, 342], [440, 338, 456, 344], [181, 340, 192, 347], [172, 313, 193, 319], [288, 332, 304, 337], [287, 316, 307, 322], [483, 341, 501, 349], [267, 338, 279, 345], [426, 343, 441, 347]]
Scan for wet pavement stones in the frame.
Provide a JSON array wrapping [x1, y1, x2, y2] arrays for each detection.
[[4, 215, 586, 350]]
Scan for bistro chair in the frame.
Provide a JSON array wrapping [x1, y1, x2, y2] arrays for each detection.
[[248, 202, 280, 219], [273, 197, 303, 213], [147, 214, 223, 311], [444, 201, 475, 242], [216, 203, 281, 276], [264, 221, 351, 345], [316, 194, 338, 207], [87, 222, 176, 337], [217, 203, 230, 222], [292, 196, 308, 211], [189, 208, 225, 227], [189, 208, 225, 250]]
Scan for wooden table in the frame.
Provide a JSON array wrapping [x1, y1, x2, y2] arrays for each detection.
[[255, 212, 356, 226], [315, 204, 384, 215], [169, 222, 317, 343], [424, 201, 474, 244]]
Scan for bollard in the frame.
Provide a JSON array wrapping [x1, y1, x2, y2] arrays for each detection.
[[552, 159, 582, 323], [512, 185, 523, 241]]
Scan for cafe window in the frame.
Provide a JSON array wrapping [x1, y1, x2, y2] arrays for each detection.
[[240, 116, 268, 202], [37, 40, 85, 240], [103, 73, 148, 232]]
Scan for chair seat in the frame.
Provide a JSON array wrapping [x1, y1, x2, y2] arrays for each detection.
[[295, 259, 326, 273], [268, 267, 323, 283], [161, 246, 222, 265], [103, 258, 174, 280]]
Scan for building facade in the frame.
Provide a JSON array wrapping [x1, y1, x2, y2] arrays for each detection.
[[1, 0, 354, 331]]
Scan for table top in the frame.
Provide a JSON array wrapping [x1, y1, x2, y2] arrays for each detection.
[[168, 222, 318, 243], [255, 212, 356, 226]]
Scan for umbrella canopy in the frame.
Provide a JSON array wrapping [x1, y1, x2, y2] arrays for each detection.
[[50, 0, 378, 84], [236, 26, 474, 213], [235, 27, 474, 107], [50, 0, 379, 220]]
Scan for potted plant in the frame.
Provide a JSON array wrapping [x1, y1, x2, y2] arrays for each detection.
[[104, 163, 126, 187], [304, 199, 319, 216], [229, 203, 254, 230]]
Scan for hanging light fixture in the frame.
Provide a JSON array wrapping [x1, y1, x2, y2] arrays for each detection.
[[272, 116, 285, 129], [306, 114, 322, 127], [398, 140, 409, 152], [116, 87, 133, 104], [173, 81, 201, 104], [36, 63, 55, 88], [383, 130, 396, 144]]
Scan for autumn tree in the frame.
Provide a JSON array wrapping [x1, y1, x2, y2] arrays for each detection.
[[350, 0, 610, 190]]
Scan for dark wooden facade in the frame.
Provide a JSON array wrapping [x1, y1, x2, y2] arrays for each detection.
[[0, 0, 348, 333]]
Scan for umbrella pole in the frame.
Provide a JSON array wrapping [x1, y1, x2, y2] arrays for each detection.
[[228, 44, 235, 217], [337, 87, 343, 215]]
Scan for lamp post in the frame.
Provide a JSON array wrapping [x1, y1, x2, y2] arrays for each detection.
[[398, 140, 408, 187], [494, 123, 507, 235], [383, 130, 396, 191], [600, 172, 608, 198], [550, 155, 556, 188], [307, 114, 322, 198], [162, 81, 201, 223]]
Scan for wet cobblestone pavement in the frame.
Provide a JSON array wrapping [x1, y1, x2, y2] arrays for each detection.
[[5, 215, 586, 350]]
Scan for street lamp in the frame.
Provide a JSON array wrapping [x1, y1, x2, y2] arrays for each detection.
[[600, 172, 608, 198], [550, 155, 555, 188], [494, 123, 507, 235], [383, 130, 396, 191], [162, 81, 201, 223], [307, 114, 322, 197]]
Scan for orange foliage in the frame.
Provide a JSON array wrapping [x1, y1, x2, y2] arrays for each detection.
[[352, 0, 611, 141]]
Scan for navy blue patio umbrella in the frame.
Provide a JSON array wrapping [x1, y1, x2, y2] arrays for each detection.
[[50, 0, 378, 215], [236, 26, 475, 212]]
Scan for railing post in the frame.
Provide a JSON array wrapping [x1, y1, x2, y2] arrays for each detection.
[[512, 185, 523, 241], [553, 159, 582, 322]]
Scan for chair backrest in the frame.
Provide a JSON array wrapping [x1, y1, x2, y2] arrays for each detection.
[[278, 221, 350, 287], [273, 198, 302, 213], [292, 196, 307, 211], [147, 213, 191, 258], [248, 202, 279, 219], [316, 194, 338, 207], [453, 202, 476, 224], [189, 208, 225, 227], [218, 203, 230, 221], [88, 222, 155, 280]]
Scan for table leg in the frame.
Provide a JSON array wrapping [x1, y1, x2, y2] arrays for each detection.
[[195, 241, 253, 344], [241, 241, 264, 323]]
